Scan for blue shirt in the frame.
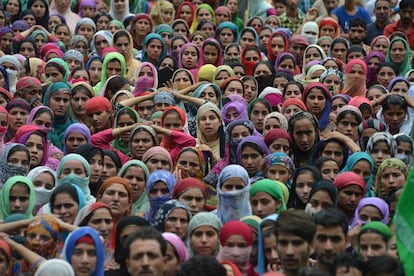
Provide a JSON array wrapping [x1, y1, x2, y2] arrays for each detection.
[[332, 6, 372, 33]]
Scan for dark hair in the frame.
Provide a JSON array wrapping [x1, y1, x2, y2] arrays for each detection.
[[54, 23, 70, 35], [104, 76, 130, 99], [314, 156, 339, 170], [364, 255, 405, 276], [289, 165, 322, 208], [15, 38, 39, 57], [177, 256, 226, 276], [228, 61, 245, 71], [331, 252, 364, 275], [253, 61, 275, 75], [7, 144, 30, 161], [274, 71, 294, 82], [274, 209, 316, 243], [113, 29, 130, 43], [33, 107, 54, 122], [336, 109, 363, 125], [71, 81, 94, 98], [349, 18, 367, 29], [242, 141, 267, 156], [399, 0, 414, 9], [124, 226, 167, 257], [381, 94, 407, 111], [196, 20, 216, 32], [93, 12, 113, 25], [377, 62, 398, 76], [244, 45, 261, 57], [79, 205, 111, 226], [395, 135, 413, 152], [50, 184, 80, 212], [314, 208, 349, 235], [283, 81, 304, 96], [346, 45, 367, 63]]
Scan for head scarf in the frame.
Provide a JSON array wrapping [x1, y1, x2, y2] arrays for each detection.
[[154, 199, 192, 232], [221, 95, 248, 125], [90, 30, 113, 56], [236, 136, 269, 165], [13, 125, 49, 166], [0, 176, 35, 220], [27, 166, 57, 210], [0, 143, 30, 185], [257, 88, 283, 110], [63, 123, 91, 154], [216, 165, 251, 224], [112, 107, 139, 154], [366, 50, 385, 87], [141, 33, 167, 67], [375, 158, 408, 196], [358, 221, 392, 249], [249, 179, 287, 213], [274, 53, 297, 75], [163, 232, 189, 261], [264, 152, 294, 176], [263, 111, 288, 131], [176, 2, 195, 26], [281, 98, 308, 113], [94, 52, 127, 94], [173, 177, 207, 200], [190, 3, 216, 33], [200, 38, 223, 67], [96, 177, 132, 211], [150, 0, 175, 25], [142, 146, 173, 170], [308, 179, 338, 207], [366, 132, 397, 157], [350, 197, 389, 228], [386, 37, 411, 76], [145, 170, 176, 225], [301, 22, 319, 44], [61, 227, 105, 276], [334, 172, 366, 196], [45, 58, 70, 82], [34, 259, 74, 276], [263, 128, 292, 148], [319, 18, 339, 37]]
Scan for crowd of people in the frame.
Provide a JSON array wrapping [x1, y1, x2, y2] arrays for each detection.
[[0, 0, 413, 274]]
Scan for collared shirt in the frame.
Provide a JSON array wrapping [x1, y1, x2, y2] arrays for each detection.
[[365, 21, 391, 44], [384, 20, 414, 50], [278, 12, 305, 34]]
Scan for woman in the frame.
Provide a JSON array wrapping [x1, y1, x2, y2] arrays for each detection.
[[173, 177, 207, 215], [386, 37, 411, 77], [314, 156, 340, 182], [215, 164, 251, 224], [370, 35, 389, 56], [150, 0, 175, 25], [176, 2, 195, 27], [343, 59, 367, 97], [154, 199, 192, 240], [350, 197, 389, 228], [288, 165, 322, 209], [248, 99, 272, 134], [129, 125, 159, 160], [118, 160, 150, 215], [112, 30, 140, 82], [341, 152, 375, 197], [142, 146, 173, 173], [162, 232, 189, 276], [63, 123, 91, 154], [130, 14, 153, 51], [375, 158, 408, 200], [366, 51, 386, 88], [187, 212, 222, 257], [190, 3, 216, 33], [302, 82, 332, 133], [237, 136, 269, 179], [267, 32, 288, 64], [377, 94, 412, 136], [334, 172, 366, 223], [263, 152, 294, 187], [305, 180, 338, 216], [5, 100, 30, 143], [43, 82, 76, 151], [217, 220, 258, 276], [112, 107, 139, 155], [145, 170, 176, 225], [0, 143, 31, 185], [200, 38, 222, 67], [61, 226, 105, 276], [366, 132, 397, 171], [0, 176, 35, 220], [142, 33, 166, 68], [357, 221, 392, 262], [70, 82, 94, 128], [27, 166, 57, 214], [93, 52, 127, 94], [249, 178, 286, 219]]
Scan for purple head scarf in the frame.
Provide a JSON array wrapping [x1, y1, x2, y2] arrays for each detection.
[[12, 20, 29, 32], [236, 135, 269, 164], [366, 51, 385, 88], [350, 197, 389, 228], [221, 94, 248, 125], [63, 123, 92, 154]]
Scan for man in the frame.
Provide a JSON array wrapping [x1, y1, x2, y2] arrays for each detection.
[[365, 0, 392, 44], [125, 226, 167, 276], [274, 209, 316, 276], [312, 208, 348, 273], [86, 96, 113, 134], [348, 18, 370, 52], [278, 0, 305, 33], [177, 256, 227, 276], [384, 0, 414, 50], [313, 0, 343, 22], [331, 0, 371, 33]]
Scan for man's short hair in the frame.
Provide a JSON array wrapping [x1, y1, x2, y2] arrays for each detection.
[[364, 255, 405, 276], [331, 252, 364, 275], [274, 209, 316, 243], [177, 256, 226, 276], [375, 0, 391, 7], [400, 0, 414, 10], [349, 18, 367, 29], [314, 208, 349, 236], [124, 226, 167, 258]]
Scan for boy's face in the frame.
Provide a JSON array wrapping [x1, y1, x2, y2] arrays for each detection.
[[276, 231, 310, 274]]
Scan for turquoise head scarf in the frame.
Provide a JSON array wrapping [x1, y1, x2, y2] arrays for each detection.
[[341, 152, 375, 197]]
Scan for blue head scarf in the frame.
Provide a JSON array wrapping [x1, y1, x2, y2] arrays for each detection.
[[141, 33, 166, 67], [341, 152, 375, 197]]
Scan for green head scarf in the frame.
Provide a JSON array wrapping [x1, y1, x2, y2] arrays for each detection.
[[94, 52, 127, 94], [375, 158, 408, 196], [112, 107, 140, 155], [358, 221, 392, 253], [386, 37, 412, 77], [118, 159, 149, 182], [249, 178, 287, 214], [46, 58, 70, 82], [0, 176, 35, 220]]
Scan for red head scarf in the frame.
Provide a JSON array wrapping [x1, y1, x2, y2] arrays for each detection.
[[220, 221, 252, 246], [267, 32, 288, 63], [334, 172, 366, 196]]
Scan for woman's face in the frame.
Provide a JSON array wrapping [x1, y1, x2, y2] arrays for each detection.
[[216, 10, 230, 25], [89, 153, 103, 184], [114, 0, 126, 12], [389, 41, 406, 64], [295, 171, 314, 204], [373, 38, 389, 56], [323, 59, 339, 70], [77, 24, 94, 42], [309, 190, 333, 213], [53, 192, 79, 224], [321, 141, 344, 167], [305, 88, 326, 118], [94, 35, 109, 56], [240, 145, 264, 177], [109, 22, 122, 34], [358, 205, 382, 224], [117, 113, 136, 141], [49, 91, 71, 117], [320, 25, 335, 38], [87, 208, 113, 242], [0, 32, 12, 54], [8, 107, 28, 133], [31, 0, 46, 17], [292, 118, 317, 152], [9, 183, 30, 214], [99, 183, 130, 217], [250, 191, 279, 218], [380, 166, 406, 194], [81, 5, 95, 18], [223, 80, 243, 97], [71, 243, 97, 276], [130, 131, 155, 159], [149, 181, 170, 199], [250, 102, 269, 132], [88, 60, 103, 85], [351, 160, 371, 181], [221, 177, 246, 191], [25, 221, 56, 257], [331, 42, 347, 62], [200, 86, 218, 105], [203, 44, 219, 65], [123, 165, 146, 202], [359, 232, 387, 262], [45, 66, 64, 82], [164, 242, 181, 275], [268, 138, 291, 155], [336, 113, 359, 141], [266, 164, 290, 183], [48, 16, 63, 32], [33, 172, 55, 190], [376, 66, 396, 87], [32, 111, 52, 130], [243, 79, 257, 102], [96, 15, 110, 31], [197, 8, 212, 22], [134, 19, 151, 37], [278, 58, 295, 73], [338, 185, 363, 214], [173, 71, 192, 89], [19, 42, 36, 58], [181, 46, 198, 69], [161, 8, 174, 23], [371, 141, 392, 168], [320, 160, 339, 182], [34, 34, 46, 51], [240, 31, 255, 48], [284, 84, 302, 100], [265, 16, 280, 28], [254, 63, 272, 77], [178, 188, 205, 215], [349, 64, 364, 78], [146, 153, 171, 173], [271, 36, 285, 57], [55, 26, 71, 46], [25, 133, 44, 168], [383, 105, 406, 133], [176, 150, 201, 173], [59, 159, 86, 178], [179, 5, 193, 23], [304, 47, 322, 65], [5, 0, 19, 15], [164, 208, 189, 239], [23, 14, 36, 27], [198, 110, 221, 140], [322, 74, 341, 95], [191, 225, 219, 256], [390, 81, 409, 95], [219, 28, 235, 48], [366, 88, 385, 115]]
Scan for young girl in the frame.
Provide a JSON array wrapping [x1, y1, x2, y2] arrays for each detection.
[[341, 152, 375, 197], [200, 38, 222, 66], [375, 158, 408, 200], [288, 165, 321, 209], [236, 136, 269, 179], [366, 132, 397, 171], [0, 176, 35, 220], [302, 82, 332, 133]]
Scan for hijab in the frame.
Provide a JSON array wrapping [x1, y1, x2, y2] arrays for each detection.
[[63, 123, 91, 154], [27, 166, 57, 212], [302, 82, 332, 130], [340, 152, 375, 197], [0, 143, 30, 185], [343, 59, 367, 97], [112, 107, 139, 154], [249, 178, 287, 213], [0, 176, 35, 220], [350, 197, 389, 228], [13, 125, 49, 166], [375, 158, 408, 197], [154, 199, 192, 233], [386, 37, 412, 77], [187, 212, 222, 257]]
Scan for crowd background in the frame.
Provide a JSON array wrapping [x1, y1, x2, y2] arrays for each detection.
[[0, 0, 412, 274]]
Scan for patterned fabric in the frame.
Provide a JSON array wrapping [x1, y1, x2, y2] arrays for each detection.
[[278, 12, 305, 34]]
